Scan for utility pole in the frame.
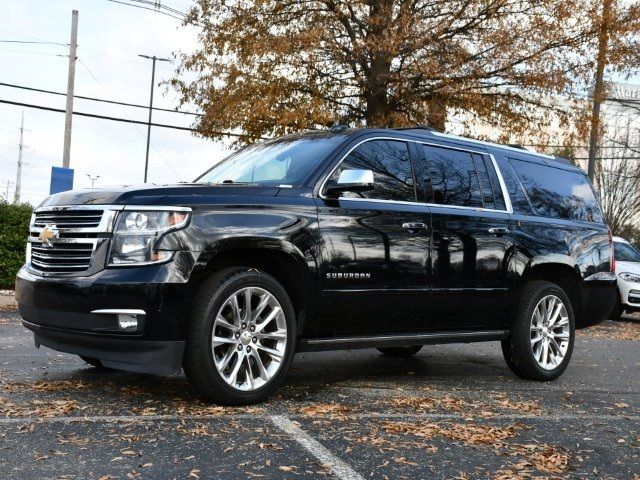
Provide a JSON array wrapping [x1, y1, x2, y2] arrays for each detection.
[[14, 112, 25, 204], [62, 9, 78, 168], [138, 54, 171, 183], [587, 0, 612, 183], [86, 173, 100, 187]]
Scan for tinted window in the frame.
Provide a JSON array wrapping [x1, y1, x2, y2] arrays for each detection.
[[615, 242, 640, 262], [328, 140, 415, 202], [510, 159, 603, 222], [494, 156, 532, 214], [422, 145, 482, 207]]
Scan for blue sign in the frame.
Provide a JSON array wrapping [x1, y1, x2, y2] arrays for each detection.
[[50, 166, 74, 194]]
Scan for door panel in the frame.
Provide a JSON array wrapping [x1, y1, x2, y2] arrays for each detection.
[[315, 138, 431, 336], [317, 199, 431, 336], [413, 141, 515, 330], [429, 208, 515, 330]]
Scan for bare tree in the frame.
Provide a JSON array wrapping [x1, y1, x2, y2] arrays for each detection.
[[597, 99, 640, 234]]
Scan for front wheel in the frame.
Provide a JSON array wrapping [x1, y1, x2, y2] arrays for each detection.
[[183, 268, 297, 405], [502, 281, 575, 381]]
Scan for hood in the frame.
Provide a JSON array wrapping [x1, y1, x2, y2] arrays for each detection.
[[38, 183, 283, 208], [615, 260, 640, 275]]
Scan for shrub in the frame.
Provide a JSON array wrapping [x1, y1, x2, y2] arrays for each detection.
[[0, 202, 32, 288]]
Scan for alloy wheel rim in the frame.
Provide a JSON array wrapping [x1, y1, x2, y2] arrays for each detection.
[[211, 286, 287, 391], [530, 294, 570, 370]]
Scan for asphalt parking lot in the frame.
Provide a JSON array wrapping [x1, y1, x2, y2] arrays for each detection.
[[0, 309, 638, 480]]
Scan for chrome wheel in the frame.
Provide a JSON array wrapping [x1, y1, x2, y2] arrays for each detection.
[[530, 294, 570, 370], [211, 287, 288, 391]]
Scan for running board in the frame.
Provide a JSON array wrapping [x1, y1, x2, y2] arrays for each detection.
[[296, 330, 509, 352]]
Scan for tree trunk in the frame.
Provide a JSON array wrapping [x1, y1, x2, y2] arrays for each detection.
[[427, 97, 447, 131], [364, 0, 392, 128]]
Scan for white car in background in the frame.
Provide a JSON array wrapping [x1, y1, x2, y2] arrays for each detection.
[[611, 236, 640, 319]]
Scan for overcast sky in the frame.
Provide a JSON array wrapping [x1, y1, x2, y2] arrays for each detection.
[[0, 0, 231, 206]]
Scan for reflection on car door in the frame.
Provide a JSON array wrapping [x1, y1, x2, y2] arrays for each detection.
[[413, 142, 515, 331], [315, 138, 432, 336]]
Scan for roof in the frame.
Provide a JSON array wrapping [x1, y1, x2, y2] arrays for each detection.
[[613, 236, 630, 243]]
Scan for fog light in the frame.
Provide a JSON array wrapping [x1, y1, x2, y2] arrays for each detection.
[[91, 309, 145, 333], [118, 314, 138, 331]]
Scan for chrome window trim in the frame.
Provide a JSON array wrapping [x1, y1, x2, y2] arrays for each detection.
[[318, 136, 514, 214]]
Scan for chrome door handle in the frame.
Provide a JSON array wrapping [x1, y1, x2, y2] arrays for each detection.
[[402, 222, 428, 231], [488, 227, 509, 235]]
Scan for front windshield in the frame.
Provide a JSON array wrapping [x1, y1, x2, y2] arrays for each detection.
[[615, 242, 640, 263], [196, 134, 346, 186]]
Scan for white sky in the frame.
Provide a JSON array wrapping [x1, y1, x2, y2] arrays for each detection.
[[0, 0, 231, 206]]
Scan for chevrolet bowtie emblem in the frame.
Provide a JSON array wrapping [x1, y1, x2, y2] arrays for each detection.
[[38, 226, 59, 246]]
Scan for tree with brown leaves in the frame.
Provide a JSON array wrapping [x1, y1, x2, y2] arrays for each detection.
[[171, 0, 640, 143]]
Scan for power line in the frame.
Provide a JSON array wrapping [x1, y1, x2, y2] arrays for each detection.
[[0, 39, 69, 47], [77, 56, 184, 181], [0, 81, 203, 115], [0, 98, 262, 140], [0, 48, 67, 57], [0, 98, 196, 131], [106, 0, 187, 21]]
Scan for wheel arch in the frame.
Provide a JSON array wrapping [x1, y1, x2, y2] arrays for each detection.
[[194, 236, 318, 332], [520, 261, 584, 327]]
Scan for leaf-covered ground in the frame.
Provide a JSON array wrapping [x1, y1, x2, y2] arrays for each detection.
[[0, 310, 638, 479]]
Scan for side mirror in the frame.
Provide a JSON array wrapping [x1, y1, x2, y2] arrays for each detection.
[[324, 169, 374, 197]]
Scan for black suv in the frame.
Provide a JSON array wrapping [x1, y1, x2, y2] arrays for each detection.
[[15, 128, 616, 405]]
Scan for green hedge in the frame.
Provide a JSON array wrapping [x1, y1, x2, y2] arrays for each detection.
[[0, 202, 33, 288]]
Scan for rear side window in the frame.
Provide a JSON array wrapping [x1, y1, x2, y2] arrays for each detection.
[[510, 158, 603, 222], [328, 140, 415, 202], [422, 145, 483, 208]]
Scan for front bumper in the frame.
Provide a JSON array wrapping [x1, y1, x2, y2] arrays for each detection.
[[616, 277, 640, 311], [23, 319, 184, 374], [15, 256, 197, 374]]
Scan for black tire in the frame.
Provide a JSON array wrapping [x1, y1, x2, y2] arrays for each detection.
[[80, 356, 108, 369], [501, 281, 575, 381], [609, 295, 624, 320], [183, 268, 297, 405], [377, 346, 422, 358]]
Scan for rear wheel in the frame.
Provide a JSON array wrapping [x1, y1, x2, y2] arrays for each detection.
[[183, 268, 296, 405], [502, 281, 575, 381], [377, 345, 422, 358]]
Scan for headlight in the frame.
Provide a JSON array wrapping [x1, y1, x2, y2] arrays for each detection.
[[619, 272, 640, 283], [108, 209, 190, 266]]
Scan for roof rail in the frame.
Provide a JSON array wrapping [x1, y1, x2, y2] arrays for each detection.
[[394, 125, 441, 133]]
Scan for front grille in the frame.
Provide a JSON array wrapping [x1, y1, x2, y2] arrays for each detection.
[[34, 210, 103, 229], [30, 242, 95, 273], [28, 206, 119, 276]]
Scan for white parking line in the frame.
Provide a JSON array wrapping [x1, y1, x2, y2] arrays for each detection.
[[270, 414, 366, 480]]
